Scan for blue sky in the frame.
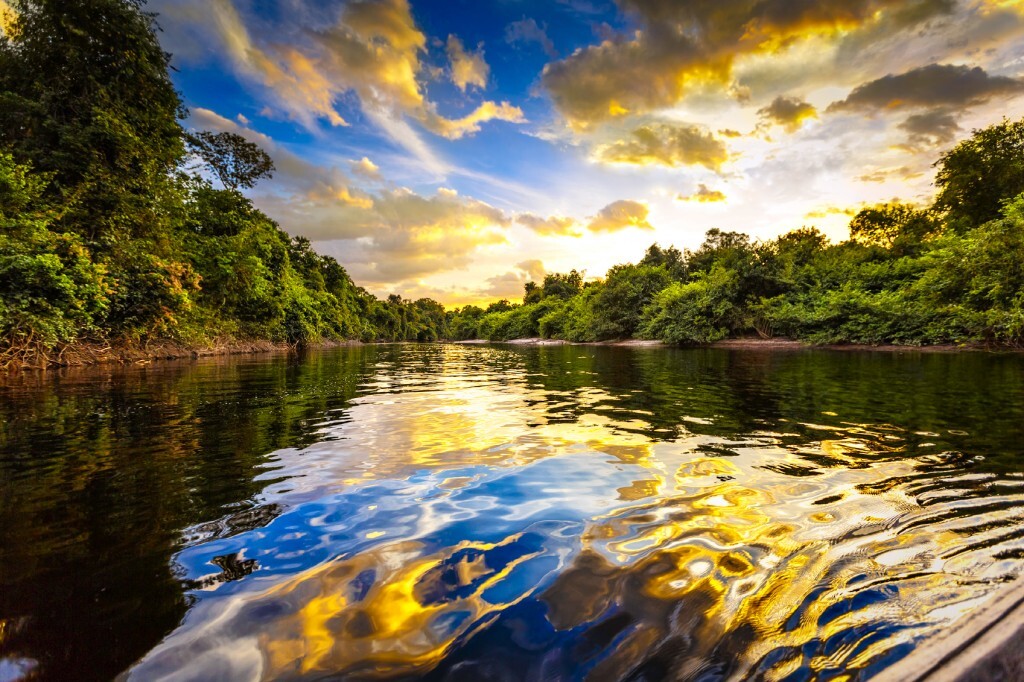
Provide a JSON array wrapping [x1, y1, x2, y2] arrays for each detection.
[[148, 0, 1024, 304]]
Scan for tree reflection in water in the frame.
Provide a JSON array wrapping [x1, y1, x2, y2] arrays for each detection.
[[1, 344, 1023, 680]]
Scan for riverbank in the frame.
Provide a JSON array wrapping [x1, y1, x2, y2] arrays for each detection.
[[455, 337, 1019, 353], [0, 338, 366, 373], [454, 338, 666, 348], [3, 335, 1018, 378]]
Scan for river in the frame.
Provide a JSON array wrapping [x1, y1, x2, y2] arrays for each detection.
[[2, 344, 1023, 681]]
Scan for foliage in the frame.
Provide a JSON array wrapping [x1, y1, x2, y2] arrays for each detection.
[[639, 267, 742, 344], [848, 203, 940, 255], [934, 117, 1024, 230], [590, 264, 672, 339], [186, 131, 275, 191], [0, 0, 185, 246], [3, 0, 1024, 361], [0, 153, 107, 354]]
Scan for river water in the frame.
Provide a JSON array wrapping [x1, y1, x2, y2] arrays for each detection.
[[2, 344, 1024, 681]]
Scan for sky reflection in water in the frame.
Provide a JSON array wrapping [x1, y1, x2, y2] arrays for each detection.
[[3, 345, 1024, 681]]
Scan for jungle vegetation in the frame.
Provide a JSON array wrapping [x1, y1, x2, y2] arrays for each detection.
[[2, 0, 1024, 368]]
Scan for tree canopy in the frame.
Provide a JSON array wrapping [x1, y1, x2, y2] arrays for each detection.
[[186, 131, 275, 191], [3, 0, 1024, 367]]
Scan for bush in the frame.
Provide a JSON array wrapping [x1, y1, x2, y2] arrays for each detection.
[[0, 153, 108, 349], [639, 267, 741, 344]]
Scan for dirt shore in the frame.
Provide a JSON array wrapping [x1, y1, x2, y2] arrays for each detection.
[[0, 338, 365, 374], [455, 337, 1018, 353], [455, 338, 666, 348], [3, 335, 1018, 379]]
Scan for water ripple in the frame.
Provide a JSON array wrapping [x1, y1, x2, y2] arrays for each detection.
[[2, 344, 1023, 681]]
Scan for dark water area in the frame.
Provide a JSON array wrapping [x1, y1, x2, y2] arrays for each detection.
[[2, 344, 1024, 681]]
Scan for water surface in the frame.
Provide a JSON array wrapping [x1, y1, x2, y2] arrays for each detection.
[[2, 344, 1024, 681]]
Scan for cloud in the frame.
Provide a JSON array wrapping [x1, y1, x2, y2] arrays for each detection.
[[351, 156, 383, 181], [586, 200, 654, 233], [515, 213, 581, 237], [483, 260, 548, 299], [189, 107, 359, 197], [857, 166, 925, 183], [353, 188, 510, 281], [505, 18, 558, 58], [804, 205, 859, 219], [177, 0, 524, 168], [275, 186, 513, 286], [541, 32, 702, 130], [897, 109, 961, 149], [516, 259, 547, 282], [828, 63, 1024, 112], [419, 101, 525, 140], [757, 96, 818, 133], [203, 0, 349, 129], [540, 0, 947, 129], [594, 122, 729, 170], [190, 107, 515, 284], [678, 184, 727, 203], [446, 35, 489, 91]]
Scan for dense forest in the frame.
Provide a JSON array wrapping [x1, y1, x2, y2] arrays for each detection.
[[2, 0, 1024, 370]]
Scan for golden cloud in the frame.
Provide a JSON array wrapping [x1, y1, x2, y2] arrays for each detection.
[[207, 0, 348, 129], [757, 95, 818, 133], [515, 213, 582, 237], [189, 106, 514, 286], [541, 35, 705, 130], [678, 184, 727, 203], [194, 0, 523, 147], [0, 0, 14, 34], [516, 259, 547, 282], [351, 156, 383, 181], [446, 35, 489, 91], [305, 183, 375, 210], [357, 188, 510, 281], [594, 122, 730, 170], [586, 200, 654, 233], [419, 101, 525, 140], [857, 166, 925, 183], [804, 205, 859, 219], [541, 0, 936, 129]]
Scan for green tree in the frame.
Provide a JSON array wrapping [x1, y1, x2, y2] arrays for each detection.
[[590, 263, 672, 339], [639, 267, 742, 344], [523, 281, 543, 305], [849, 203, 940, 254], [0, 0, 186, 245], [186, 131, 275, 191], [639, 243, 686, 280], [541, 270, 584, 300], [934, 117, 1024, 230], [0, 153, 107, 361]]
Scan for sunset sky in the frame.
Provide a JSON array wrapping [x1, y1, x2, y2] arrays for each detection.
[[149, 0, 1024, 305]]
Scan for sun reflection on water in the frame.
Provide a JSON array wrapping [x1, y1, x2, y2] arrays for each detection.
[[26, 344, 1015, 681]]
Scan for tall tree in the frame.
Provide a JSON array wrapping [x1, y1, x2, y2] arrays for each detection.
[[0, 0, 185, 244], [186, 131, 275, 191], [934, 118, 1024, 231]]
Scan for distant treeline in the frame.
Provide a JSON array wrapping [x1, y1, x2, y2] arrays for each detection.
[[450, 121, 1024, 346], [3, 1, 1024, 370]]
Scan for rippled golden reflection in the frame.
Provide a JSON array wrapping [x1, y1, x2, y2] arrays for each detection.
[[33, 344, 1014, 681]]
